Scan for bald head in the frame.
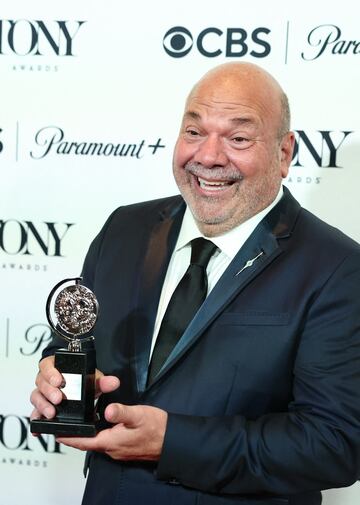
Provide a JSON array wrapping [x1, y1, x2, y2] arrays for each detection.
[[187, 62, 290, 140], [173, 61, 295, 235]]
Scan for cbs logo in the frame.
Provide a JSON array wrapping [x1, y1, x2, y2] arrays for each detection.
[[163, 26, 271, 58]]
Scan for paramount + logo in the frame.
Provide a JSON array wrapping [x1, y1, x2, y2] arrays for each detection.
[[163, 26, 271, 58]]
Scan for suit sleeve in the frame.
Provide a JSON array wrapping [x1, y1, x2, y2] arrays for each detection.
[[156, 251, 360, 495]]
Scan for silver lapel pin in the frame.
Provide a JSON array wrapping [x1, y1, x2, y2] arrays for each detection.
[[235, 250, 264, 276]]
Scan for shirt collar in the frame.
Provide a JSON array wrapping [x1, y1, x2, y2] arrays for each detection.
[[176, 186, 284, 260]]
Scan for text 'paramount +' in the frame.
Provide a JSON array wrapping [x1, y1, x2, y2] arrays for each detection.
[[302, 24, 360, 60], [30, 127, 165, 159]]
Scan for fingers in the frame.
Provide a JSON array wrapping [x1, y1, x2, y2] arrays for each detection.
[[35, 368, 63, 405], [104, 403, 143, 427], [39, 355, 63, 387], [30, 388, 58, 420], [56, 428, 112, 452], [30, 354, 120, 424], [56, 420, 128, 453], [57, 404, 167, 461], [30, 407, 43, 422], [94, 369, 104, 398], [30, 356, 63, 420], [98, 375, 120, 394], [56, 404, 133, 450]]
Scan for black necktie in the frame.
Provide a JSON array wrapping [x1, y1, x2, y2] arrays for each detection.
[[147, 237, 217, 385]]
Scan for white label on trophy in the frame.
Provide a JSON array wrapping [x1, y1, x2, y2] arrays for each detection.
[[61, 373, 82, 401]]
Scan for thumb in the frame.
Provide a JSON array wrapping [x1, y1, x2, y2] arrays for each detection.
[[105, 403, 140, 427], [95, 371, 120, 398]]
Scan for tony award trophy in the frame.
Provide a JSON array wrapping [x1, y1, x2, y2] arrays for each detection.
[[31, 277, 99, 436]]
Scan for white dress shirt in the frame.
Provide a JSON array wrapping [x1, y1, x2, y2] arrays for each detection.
[[149, 186, 284, 357]]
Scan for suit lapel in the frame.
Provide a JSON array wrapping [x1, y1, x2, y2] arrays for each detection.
[[147, 187, 301, 388], [133, 197, 185, 393]]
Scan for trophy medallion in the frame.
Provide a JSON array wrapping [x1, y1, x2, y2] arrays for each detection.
[[31, 277, 99, 437]]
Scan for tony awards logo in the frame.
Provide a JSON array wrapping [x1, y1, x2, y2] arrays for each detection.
[[31, 277, 99, 436]]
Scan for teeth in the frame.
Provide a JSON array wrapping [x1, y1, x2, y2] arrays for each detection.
[[198, 177, 229, 190]]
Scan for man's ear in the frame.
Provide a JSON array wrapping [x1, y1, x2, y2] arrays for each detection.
[[280, 131, 295, 178]]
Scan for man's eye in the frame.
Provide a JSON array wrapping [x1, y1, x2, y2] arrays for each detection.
[[187, 129, 199, 136], [231, 136, 255, 149]]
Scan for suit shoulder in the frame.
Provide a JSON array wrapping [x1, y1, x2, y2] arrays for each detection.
[[108, 194, 183, 221], [297, 207, 360, 255], [95, 194, 184, 239]]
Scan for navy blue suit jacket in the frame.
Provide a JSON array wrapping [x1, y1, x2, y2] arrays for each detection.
[[45, 187, 360, 505]]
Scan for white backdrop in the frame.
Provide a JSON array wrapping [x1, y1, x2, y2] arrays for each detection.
[[1, 1, 359, 504]]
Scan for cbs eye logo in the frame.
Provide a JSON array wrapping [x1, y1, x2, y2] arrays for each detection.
[[163, 26, 271, 58], [163, 27, 193, 58]]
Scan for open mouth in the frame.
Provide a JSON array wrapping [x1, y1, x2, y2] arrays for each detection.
[[197, 176, 235, 191]]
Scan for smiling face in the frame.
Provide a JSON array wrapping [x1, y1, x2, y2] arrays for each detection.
[[173, 63, 294, 237]]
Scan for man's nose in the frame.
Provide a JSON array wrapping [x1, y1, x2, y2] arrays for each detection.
[[193, 135, 228, 167]]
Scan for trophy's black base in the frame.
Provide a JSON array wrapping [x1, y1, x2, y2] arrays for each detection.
[[30, 347, 98, 437], [30, 415, 99, 437]]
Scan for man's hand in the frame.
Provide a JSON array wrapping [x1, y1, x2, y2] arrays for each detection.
[[30, 357, 166, 461], [57, 403, 168, 461], [30, 355, 120, 421]]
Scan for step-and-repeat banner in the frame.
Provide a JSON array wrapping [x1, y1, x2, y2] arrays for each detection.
[[1, 1, 359, 504]]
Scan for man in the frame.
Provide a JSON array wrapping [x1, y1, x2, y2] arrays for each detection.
[[30, 62, 360, 505]]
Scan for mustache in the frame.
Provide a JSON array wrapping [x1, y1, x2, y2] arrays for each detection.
[[184, 162, 243, 182]]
